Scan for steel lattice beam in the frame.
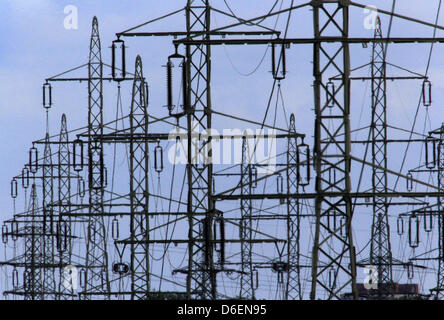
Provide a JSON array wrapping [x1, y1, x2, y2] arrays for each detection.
[[310, 0, 357, 300], [57, 114, 74, 299], [83, 17, 110, 299], [286, 114, 302, 300], [369, 18, 393, 297], [185, 0, 216, 299], [240, 136, 255, 299], [129, 56, 150, 299], [24, 184, 44, 300], [42, 133, 57, 299], [436, 124, 444, 299]]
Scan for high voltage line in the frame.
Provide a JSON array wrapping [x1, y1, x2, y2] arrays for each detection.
[[1, 0, 444, 300]]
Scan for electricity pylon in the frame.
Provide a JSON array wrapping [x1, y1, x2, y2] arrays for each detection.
[[57, 114, 74, 299], [286, 114, 301, 300], [310, 1, 357, 300], [129, 56, 150, 299], [240, 135, 254, 299], [5, 0, 444, 301], [184, 0, 216, 299], [436, 123, 444, 298], [42, 133, 57, 299], [83, 16, 110, 299], [369, 17, 393, 297], [24, 184, 44, 300]]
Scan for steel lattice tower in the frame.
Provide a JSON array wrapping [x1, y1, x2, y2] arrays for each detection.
[[185, 0, 216, 299], [436, 123, 444, 299], [240, 136, 254, 299], [310, 0, 357, 300], [42, 133, 57, 299], [129, 56, 150, 299], [57, 114, 74, 299], [286, 114, 301, 300], [83, 16, 110, 299], [369, 17, 393, 297], [5, 0, 444, 301], [24, 184, 44, 300]]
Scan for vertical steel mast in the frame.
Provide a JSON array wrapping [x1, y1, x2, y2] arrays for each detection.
[[57, 114, 73, 299], [240, 136, 254, 299], [42, 133, 57, 299], [129, 56, 150, 299], [369, 17, 393, 297], [310, 0, 357, 300], [286, 114, 301, 300], [24, 184, 44, 300], [185, 0, 216, 299], [436, 124, 444, 299], [84, 16, 110, 298]]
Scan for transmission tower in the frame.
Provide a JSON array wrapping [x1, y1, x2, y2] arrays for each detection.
[[310, 1, 357, 300], [24, 184, 44, 300], [83, 16, 110, 299], [129, 55, 150, 299], [4, 0, 444, 301], [113, 0, 306, 301], [42, 133, 57, 300], [184, 0, 216, 300], [436, 124, 444, 298], [240, 135, 254, 299], [57, 114, 74, 299], [368, 17, 393, 297], [286, 114, 301, 300]]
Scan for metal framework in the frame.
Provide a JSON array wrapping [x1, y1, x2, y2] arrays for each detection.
[[184, 0, 216, 299], [310, 0, 357, 300], [24, 184, 44, 300], [286, 114, 301, 300], [369, 17, 393, 297], [42, 133, 57, 299], [57, 114, 74, 299], [3, 0, 444, 301], [83, 16, 110, 299], [129, 56, 150, 299], [240, 136, 254, 299], [436, 124, 444, 299]]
